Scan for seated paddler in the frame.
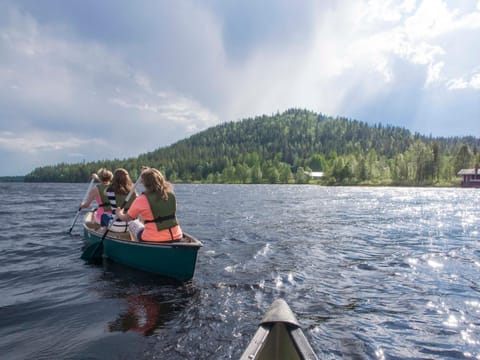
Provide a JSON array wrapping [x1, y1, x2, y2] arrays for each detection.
[[79, 168, 113, 225], [116, 167, 183, 242], [100, 168, 137, 232]]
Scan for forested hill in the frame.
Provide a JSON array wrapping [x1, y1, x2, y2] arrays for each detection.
[[24, 109, 480, 185]]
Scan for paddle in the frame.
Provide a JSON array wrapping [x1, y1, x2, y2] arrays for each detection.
[[68, 178, 96, 234], [81, 174, 142, 261]]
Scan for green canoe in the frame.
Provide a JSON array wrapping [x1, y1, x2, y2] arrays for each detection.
[[240, 299, 319, 360], [81, 211, 202, 282]]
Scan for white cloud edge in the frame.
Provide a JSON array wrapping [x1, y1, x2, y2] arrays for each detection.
[[0, 130, 106, 155]]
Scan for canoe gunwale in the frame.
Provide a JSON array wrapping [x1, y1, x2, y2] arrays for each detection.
[[84, 228, 203, 249], [82, 211, 203, 249]]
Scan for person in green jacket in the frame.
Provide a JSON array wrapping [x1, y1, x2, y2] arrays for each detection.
[[100, 168, 137, 231], [79, 168, 113, 224], [117, 168, 182, 242]]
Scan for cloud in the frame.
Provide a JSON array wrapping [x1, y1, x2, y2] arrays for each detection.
[[0, 130, 103, 154], [447, 70, 480, 90], [107, 79, 219, 134], [217, 0, 480, 125], [345, 0, 480, 85], [0, 2, 220, 175], [0, 0, 480, 176], [425, 61, 444, 86]]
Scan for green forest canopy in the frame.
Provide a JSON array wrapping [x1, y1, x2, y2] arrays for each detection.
[[24, 109, 480, 186]]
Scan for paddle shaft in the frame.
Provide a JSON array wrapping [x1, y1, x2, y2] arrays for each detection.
[[68, 178, 95, 233]]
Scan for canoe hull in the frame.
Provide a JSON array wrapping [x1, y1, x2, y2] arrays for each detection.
[[82, 216, 202, 281]]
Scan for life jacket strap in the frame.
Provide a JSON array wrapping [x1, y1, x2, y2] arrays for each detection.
[[144, 214, 176, 224]]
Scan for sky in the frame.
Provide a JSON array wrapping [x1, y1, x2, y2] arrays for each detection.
[[1, 0, 479, 176]]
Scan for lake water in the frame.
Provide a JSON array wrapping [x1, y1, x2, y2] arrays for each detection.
[[0, 183, 479, 359]]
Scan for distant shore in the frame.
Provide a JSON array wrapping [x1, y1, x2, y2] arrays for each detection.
[[1, 176, 462, 187], [0, 176, 25, 182]]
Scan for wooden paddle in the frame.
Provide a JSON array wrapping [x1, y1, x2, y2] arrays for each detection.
[[81, 174, 143, 261], [68, 178, 96, 234]]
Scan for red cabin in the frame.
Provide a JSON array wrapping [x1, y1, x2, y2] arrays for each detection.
[[458, 168, 480, 188]]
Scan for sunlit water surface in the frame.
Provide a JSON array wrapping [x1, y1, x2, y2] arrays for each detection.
[[0, 183, 479, 359]]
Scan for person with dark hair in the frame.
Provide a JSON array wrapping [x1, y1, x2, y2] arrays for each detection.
[[116, 168, 182, 242], [100, 168, 137, 232]]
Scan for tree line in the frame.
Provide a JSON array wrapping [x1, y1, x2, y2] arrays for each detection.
[[24, 109, 480, 186]]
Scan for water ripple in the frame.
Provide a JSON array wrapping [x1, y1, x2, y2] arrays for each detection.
[[1, 184, 480, 359]]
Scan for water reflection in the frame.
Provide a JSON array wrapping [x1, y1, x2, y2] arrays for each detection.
[[97, 260, 198, 337], [108, 294, 172, 336]]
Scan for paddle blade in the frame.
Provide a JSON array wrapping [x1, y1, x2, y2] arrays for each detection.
[[81, 240, 103, 262]]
